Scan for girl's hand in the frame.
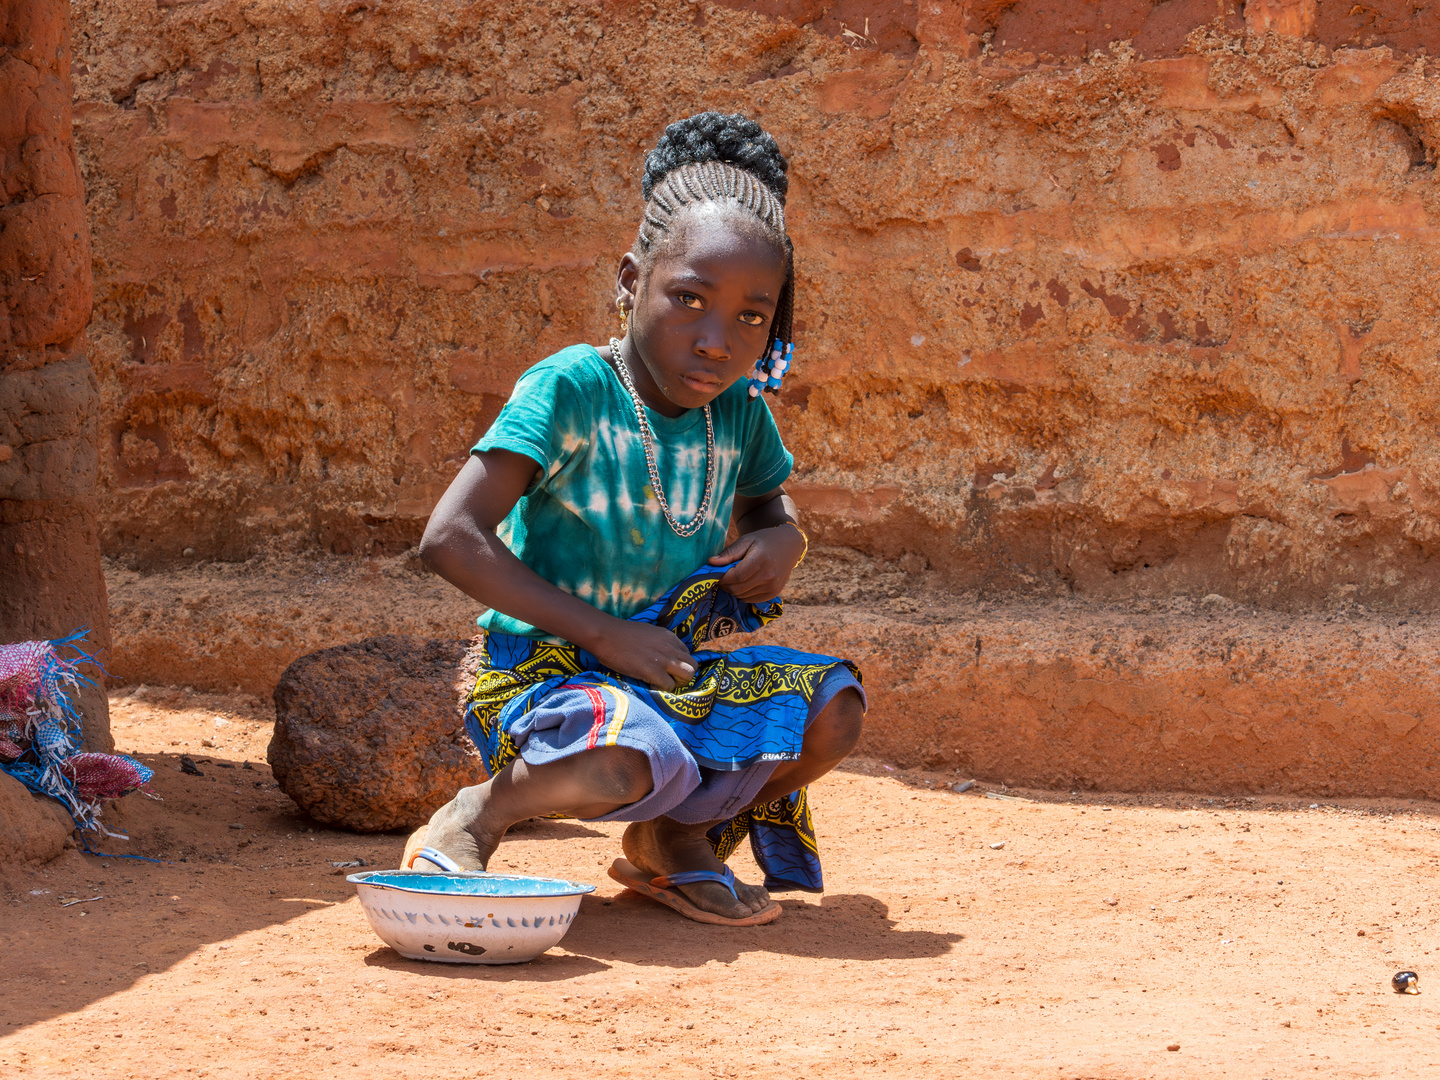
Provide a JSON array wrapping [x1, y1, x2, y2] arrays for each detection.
[[708, 524, 805, 603], [584, 619, 699, 691]]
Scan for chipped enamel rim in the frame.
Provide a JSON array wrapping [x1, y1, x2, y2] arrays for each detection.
[[347, 870, 596, 898]]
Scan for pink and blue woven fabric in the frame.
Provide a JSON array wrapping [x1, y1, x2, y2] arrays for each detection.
[[0, 631, 153, 834]]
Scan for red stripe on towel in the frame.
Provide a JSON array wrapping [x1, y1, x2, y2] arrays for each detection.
[[570, 684, 607, 749]]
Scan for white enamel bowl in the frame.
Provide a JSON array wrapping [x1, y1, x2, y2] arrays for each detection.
[[349, 848, 595, 964]]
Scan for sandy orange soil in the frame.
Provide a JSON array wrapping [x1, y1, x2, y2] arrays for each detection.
[[4, 686, 1440, 1079]]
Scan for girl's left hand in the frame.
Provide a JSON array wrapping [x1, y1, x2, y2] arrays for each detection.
[[708, 524, 806, 603]]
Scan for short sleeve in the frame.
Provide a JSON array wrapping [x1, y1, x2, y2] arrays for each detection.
[[734, 396, 794, 497], [472, 356, 591, 484]]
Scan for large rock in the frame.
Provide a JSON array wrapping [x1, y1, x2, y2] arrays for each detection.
[[268, 634, 486, 832], [0, 771, 72, 866]]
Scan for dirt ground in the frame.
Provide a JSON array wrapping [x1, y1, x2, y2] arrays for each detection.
[[4, 687, 1440, 1079]]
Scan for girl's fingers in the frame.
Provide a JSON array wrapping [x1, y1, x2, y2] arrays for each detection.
[[721, 566, 760, 591], [665, 653, 696, 675], [727, 569, 780, 600], [657, 658, 696, 691], [721, 560, 775, 590], [708, 535, 754, 566], [729, 578, 779, 602], [720, 544, 769, 582], [716, 532, 795, 599]]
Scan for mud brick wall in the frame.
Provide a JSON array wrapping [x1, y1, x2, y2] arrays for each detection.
[[70, 0, 1440, 612], [2, 0, 109, 749]]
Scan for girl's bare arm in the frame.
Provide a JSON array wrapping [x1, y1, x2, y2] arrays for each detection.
[[419, 451, 698, 689]]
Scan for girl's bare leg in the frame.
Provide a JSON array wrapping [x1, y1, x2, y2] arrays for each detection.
[[621, 687, 864, 920], [410, 746, 653, 871]]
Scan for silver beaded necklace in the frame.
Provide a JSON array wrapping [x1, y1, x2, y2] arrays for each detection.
[[608, 338, 716, 538]]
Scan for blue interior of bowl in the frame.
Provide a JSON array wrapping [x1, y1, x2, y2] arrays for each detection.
[[349, 870, 596, 897]]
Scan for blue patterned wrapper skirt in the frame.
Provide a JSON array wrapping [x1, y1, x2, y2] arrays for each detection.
[[463, 568, 864, 892]]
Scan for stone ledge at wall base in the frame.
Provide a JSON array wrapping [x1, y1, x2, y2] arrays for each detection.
[[759, 605, 1440, 799], [268, 634, 487, 832], [253, 595, 1440, 816], [105, 553, 479, 698], [0, 771, 74, 866]]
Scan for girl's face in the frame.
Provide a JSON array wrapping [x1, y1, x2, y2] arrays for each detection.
[[615, 205, 786, 417]]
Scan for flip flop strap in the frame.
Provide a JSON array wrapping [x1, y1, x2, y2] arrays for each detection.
[[410, 846, 465, 873], [652, 866, 739, 900]]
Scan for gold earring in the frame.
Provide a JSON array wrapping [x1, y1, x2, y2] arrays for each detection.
[[616, 297, 629, 338]]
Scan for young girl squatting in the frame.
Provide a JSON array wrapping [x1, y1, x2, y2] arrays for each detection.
[[413, 113, 865, 926]]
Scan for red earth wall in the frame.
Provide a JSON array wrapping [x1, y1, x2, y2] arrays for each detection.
[[68, 0, 1440, 613]]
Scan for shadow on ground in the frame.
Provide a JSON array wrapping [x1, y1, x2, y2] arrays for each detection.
[[357, 888, 962, 982], [6, 742, 972, 1026], [2, 746, 406, 1032]]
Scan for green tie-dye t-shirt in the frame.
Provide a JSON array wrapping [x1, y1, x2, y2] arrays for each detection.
[[472, 343, 794, 640]]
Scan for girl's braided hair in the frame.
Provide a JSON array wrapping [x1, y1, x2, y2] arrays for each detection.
[[636, 112, 794, 363]]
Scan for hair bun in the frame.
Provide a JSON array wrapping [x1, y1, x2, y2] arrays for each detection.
[[642, 112, 789, 205]]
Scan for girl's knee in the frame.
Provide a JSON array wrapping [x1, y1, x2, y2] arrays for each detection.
[[582, 746, 653, 805], [806, 688, 865, 762]]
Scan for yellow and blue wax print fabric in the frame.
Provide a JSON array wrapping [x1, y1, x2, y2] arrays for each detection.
[[464, 567, 863, 892]]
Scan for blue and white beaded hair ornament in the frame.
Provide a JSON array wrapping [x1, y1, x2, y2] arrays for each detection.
[[747, 340, 793, 398]]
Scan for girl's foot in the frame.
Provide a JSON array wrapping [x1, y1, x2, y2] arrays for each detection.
[[402, 748, 654, 871], [621, 818, 773, 921], [403, 782, 508, 871]]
